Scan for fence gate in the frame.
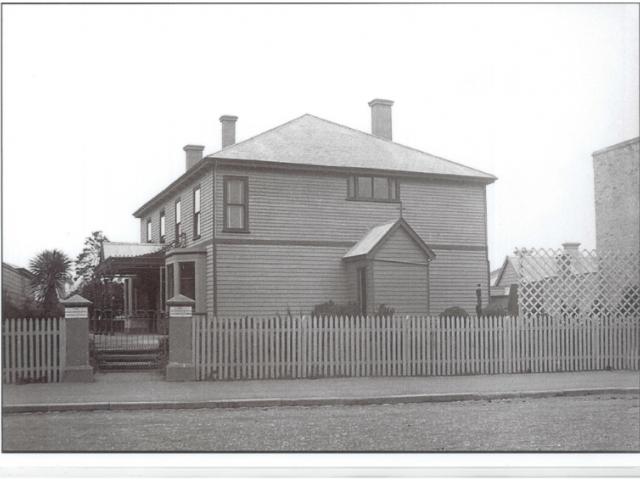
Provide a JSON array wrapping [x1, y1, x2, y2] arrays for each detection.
[[89, 310, 168, 372]]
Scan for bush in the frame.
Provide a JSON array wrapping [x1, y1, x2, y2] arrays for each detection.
[[481, 303, 508, 317], [311, 301, 396, 318], [1, 292, 44, 318], [374, 304, 395, 317], [312, 300, 360, 318], [440, 306, 469, 318]]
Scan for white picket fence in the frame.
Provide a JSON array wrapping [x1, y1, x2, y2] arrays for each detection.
[[2, 317, 66, 384], [193, 315, 640, 381]]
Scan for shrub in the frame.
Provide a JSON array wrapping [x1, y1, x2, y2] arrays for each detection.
[[311, 300, 360, 318], [440, 306, 469, 318], [481, 303, 508, 317], [374, 304, 395, 317], [311, 301, 396, 318]]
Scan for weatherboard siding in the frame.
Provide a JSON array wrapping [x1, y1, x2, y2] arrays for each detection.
[[139, 169, 214, 246], [134, 162, 489, 317], [210, 164, 489, 316], [369, 227, 430, 316], [428, 249, 489, 315], [373, 227, 429, 264], [214, 166, 400, 241], [206, 244, 214, 315], [215, 244, 351, 317], [214, 166, 487, 248], [373, 262, 429, 316], [401, 178, 486, 246]]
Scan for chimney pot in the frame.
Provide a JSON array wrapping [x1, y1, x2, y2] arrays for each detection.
[[562, 242, 581, 253], [183, 144, 204, 170], [368, 98, 394, 140], [219, 115, 238, 149]]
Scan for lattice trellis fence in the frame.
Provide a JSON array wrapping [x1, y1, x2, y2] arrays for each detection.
[[515, 247, 640, 320]]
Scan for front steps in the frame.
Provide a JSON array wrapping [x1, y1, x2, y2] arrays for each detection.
[[95, 349, 164, 371], [91, 334, 168, 372]]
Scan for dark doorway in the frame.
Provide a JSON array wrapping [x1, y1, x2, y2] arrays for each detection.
[[357, 267, 367, 316]]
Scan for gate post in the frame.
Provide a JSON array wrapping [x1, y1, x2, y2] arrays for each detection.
[[166, 294, 196, 381], [60, 294, 94, 383]]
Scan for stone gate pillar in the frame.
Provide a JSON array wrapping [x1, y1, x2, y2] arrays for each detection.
[[165, 294, 196, 382], [60, 294, 94, 383]]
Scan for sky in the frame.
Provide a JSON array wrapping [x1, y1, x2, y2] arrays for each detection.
[[2, 4, 639, 272]]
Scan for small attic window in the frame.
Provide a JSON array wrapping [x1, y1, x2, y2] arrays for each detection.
[[347, 175, 399, 202]]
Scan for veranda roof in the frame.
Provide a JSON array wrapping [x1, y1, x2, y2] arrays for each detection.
[[97, 242, 166, 275], [102, 242, 165, 259]]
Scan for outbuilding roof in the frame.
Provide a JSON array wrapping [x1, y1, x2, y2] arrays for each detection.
[[207, 114, 495, 181], [496, 253, 598, 285]]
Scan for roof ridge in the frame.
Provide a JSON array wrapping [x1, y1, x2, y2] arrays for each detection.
[[303, 114, 496, 179], [206, 113, 313, 158]]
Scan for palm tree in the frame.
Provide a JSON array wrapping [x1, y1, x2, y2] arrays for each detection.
[[29, 249, 72, 315]]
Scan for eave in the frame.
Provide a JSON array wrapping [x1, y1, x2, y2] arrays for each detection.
[[133, 156, 497, 219], [133, 158, 215, 218]]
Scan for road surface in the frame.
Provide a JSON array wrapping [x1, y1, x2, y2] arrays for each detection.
[[3, 393, 638, 452]]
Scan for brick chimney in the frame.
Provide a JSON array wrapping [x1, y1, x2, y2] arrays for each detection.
[[368, 98, 394, 140], [220, 115, 238, 149], [559, 242, 581, 275], [183, 145, 204, 170]]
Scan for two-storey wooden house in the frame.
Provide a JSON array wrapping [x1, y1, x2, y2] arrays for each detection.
[[99, 99, 496, 319]]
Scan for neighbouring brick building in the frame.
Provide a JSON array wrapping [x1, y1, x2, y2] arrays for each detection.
[[593, 137, 640, 254]]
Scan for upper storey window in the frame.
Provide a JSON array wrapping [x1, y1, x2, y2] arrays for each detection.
[[175, 199, 182, 239], [160, 210, 166, 243], [347, 175, 399, 202], [193, 186, 201, 239], [146, 218, 152, 243], [223, 176, 249, 232]]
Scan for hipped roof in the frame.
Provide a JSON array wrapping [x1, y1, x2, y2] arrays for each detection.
[[207, 114, 496, 180], [134, 113, 496, 217]]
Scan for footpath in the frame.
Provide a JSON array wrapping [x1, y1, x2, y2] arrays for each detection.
[[3, 370, 638, 413]]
